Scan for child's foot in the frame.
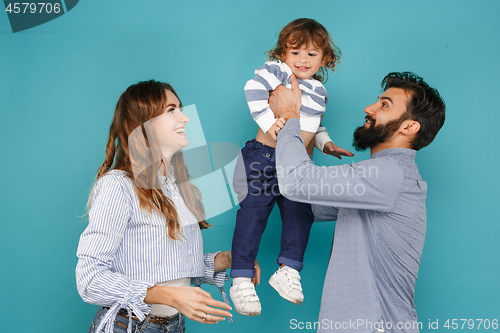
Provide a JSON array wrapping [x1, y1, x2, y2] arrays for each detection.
[[268, 265, 304, 305], [230, 277, 261, 316]]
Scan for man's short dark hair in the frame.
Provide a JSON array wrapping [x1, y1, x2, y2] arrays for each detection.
[[382, 72, 446, 151]]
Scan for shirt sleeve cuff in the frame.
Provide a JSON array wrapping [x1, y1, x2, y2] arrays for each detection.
[[191, 252, 230, 287], [315, 127, 333, 155], [95, 280, 155, 333], [279, 118, 302, 140], [203, 252, 229, 287]]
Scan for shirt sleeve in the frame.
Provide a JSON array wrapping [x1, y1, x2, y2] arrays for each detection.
[[314, 126, 333, 154], [76, 174, 155, 333], [244, 61, 292, 133], [299, 80, 327, 133], [191, 252, 232, 322], [191, 251, 229, 287], [312, 204, 339, 222], [276, 118, 404, 212]]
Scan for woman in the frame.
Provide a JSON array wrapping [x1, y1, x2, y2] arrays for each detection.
[[76, 80, 237, 333]]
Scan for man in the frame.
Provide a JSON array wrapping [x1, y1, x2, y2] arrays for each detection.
[[270, 72, 445, 332]]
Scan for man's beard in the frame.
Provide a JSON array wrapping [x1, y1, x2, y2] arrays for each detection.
[[352, 115, 406, 151]]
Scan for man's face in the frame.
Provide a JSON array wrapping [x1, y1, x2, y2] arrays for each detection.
[[353, 87, 411, 151]]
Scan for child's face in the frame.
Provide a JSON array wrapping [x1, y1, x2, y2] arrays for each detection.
[[284, 44, 326, 80]]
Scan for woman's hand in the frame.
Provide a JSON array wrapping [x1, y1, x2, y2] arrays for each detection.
[[215, 252, 261, 285], [144, 285, 232, 324], [252, 258, 261, 286], [214, 251, 231, 272]]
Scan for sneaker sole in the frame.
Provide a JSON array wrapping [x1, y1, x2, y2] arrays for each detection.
[[268, 275, 303, 305], [233, 307, 261, 316]]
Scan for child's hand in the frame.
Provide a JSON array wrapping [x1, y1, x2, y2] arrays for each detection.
[[323, 142, 354, 159], [267, 118, 286, 141]]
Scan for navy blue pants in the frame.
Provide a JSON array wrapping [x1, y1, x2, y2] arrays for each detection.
[[230, 139, 314, 278]]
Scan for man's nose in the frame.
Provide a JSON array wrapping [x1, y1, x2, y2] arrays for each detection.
[[364, 103, 376, 115]]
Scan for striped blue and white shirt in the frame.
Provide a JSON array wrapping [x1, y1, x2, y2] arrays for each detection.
[[244, 60, 329, 134], [76, 169, 228, 333]]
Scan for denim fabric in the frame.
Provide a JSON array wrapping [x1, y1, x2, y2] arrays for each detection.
[[231, 139, 314, 278], [88, 307, 186, 333]]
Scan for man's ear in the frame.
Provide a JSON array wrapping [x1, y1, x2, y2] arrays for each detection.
[[400, 120, 420, 135]]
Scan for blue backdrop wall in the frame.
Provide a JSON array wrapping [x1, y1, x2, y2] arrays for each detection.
[[1, 1, 499, 332]]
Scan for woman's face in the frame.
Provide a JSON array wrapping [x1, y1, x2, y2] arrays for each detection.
[[150, 89, 190, 158]]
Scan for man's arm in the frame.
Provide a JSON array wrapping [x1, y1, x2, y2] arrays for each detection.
[[276, 119, 403, 211], [271, 76, 402, 211]]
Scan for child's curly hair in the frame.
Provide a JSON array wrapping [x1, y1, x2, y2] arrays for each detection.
[[268, 18, 341, 83]]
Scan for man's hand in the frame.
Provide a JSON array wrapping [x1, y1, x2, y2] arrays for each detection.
[[267, 118, 286, 141], [269, 74, 302, 120], [323, 142, 354, 159]]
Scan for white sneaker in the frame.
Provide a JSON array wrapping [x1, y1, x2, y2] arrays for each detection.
[[268, 266, 304, 305], [230, 278, 261, 316]]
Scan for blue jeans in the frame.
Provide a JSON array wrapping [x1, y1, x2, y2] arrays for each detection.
[[88, 307, 186, 333], [231, 139, 314, 278]]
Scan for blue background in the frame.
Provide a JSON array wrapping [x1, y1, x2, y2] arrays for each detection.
[[1, 1, 499, 332]]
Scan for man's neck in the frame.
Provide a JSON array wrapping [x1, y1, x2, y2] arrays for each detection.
[[370, 140, 413, 156]]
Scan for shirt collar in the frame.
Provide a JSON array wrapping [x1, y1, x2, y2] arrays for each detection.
[[371, 148, 416, 161], [158, 165, 175, 186]]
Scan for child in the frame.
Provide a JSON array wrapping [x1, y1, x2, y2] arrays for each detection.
[[230, 18, 353, 316]]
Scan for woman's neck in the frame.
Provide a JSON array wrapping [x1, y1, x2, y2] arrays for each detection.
[[161, 158, 172, 177]]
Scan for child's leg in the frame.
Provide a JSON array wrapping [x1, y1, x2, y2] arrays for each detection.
[[230, 140, 278, 316], [231, 199, 275, 277], [268, 196, 314, 305], [276, 197, 314, 271], [230, 140, 278, 278]]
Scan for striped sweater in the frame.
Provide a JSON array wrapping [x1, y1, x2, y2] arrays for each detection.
[[244, 60, 329, 134]]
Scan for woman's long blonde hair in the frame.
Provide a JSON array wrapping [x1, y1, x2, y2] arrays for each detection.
[[92, 80, 211, 239]]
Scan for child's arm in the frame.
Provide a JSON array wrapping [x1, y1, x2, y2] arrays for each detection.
[[315, 125, 354, 159], [244, 61, 292, 135]]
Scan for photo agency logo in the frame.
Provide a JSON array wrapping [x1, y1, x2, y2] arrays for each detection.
[[128, 104, 242, 221], [4, 0, 79, 33]]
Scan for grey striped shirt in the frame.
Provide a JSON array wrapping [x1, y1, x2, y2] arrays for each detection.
[[277, 119, 426, 333]]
